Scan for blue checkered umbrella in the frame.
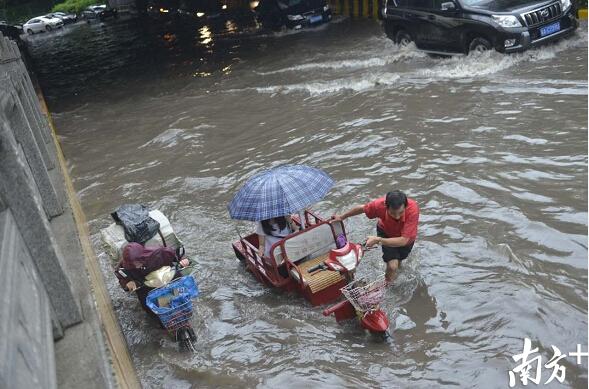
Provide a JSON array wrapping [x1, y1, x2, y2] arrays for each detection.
[[228, 165, 334, 221]]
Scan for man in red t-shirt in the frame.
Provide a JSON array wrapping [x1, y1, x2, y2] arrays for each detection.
[[334, 190, 419, 282]]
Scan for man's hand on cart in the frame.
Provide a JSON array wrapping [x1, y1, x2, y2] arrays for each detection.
[[365, 236, 381, 248], [358, 238, 377, 251], [179, 258, 189, 268]]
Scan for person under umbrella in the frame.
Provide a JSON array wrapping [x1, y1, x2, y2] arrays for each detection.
[[228, 164, 334, 264], [256, 216, 299, 258]]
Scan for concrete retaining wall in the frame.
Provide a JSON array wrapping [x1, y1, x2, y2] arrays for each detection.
[[0, 30, 81, 332], [0, 33, 127, 389]]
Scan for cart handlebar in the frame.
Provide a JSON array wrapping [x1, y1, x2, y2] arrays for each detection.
[[323, 300, 350, 316]]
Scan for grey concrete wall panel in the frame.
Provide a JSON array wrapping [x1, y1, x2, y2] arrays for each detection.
[[0, 210, 57, 389]]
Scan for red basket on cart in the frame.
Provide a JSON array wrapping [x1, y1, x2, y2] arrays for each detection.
[[341, 274, 387, 313]]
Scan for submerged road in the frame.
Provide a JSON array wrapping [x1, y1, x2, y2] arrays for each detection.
[[27, 15, 588, 388]]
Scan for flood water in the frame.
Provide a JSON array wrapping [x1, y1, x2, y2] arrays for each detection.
[[26, 15, 588, 388]]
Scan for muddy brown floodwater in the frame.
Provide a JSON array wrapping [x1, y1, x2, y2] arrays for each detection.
[[26, 15, 588, 388]]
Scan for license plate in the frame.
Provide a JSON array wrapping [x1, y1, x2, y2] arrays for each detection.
[[540, 21, 560, 37], [309, 14, 323, 23]]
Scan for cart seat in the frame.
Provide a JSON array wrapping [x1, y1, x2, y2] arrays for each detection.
[[278, 222, 338, 263], [289, 253, 345, 294]]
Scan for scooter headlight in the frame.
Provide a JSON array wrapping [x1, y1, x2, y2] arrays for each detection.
[[492, 14, 522, 28]]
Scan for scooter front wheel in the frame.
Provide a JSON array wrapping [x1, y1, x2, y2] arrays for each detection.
[[176, 327, 197, 352], [184, 337, 196, 352], [369, 329, 391, 338]]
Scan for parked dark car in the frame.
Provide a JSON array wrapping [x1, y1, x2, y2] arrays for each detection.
[[255, 0, 332, 30], [382, 0, 578, 54], [0, 22, 23, 41], [178, 2, 229, 20], [81, 4, 119, 20]]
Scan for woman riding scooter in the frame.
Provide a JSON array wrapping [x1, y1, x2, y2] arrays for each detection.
[[114, 242, 189, 325]]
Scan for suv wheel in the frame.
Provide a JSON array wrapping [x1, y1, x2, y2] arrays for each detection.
[[468, 37, 492, 54], [395, 30, 412, 47]]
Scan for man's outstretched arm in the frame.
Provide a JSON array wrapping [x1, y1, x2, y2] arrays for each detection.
[[366, 235, 409, 248], [333, 204, 365, 221]]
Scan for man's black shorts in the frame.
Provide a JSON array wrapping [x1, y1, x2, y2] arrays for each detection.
[[376, 226, 414, 263]]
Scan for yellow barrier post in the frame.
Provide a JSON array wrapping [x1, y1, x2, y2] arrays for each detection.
[[373, 0, 380, 18]]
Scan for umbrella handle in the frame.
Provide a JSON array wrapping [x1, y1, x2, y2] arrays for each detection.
[[298, 210, 306, 230]]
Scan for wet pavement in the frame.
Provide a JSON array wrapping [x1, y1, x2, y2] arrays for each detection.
[[26, 14, 588, 388]]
